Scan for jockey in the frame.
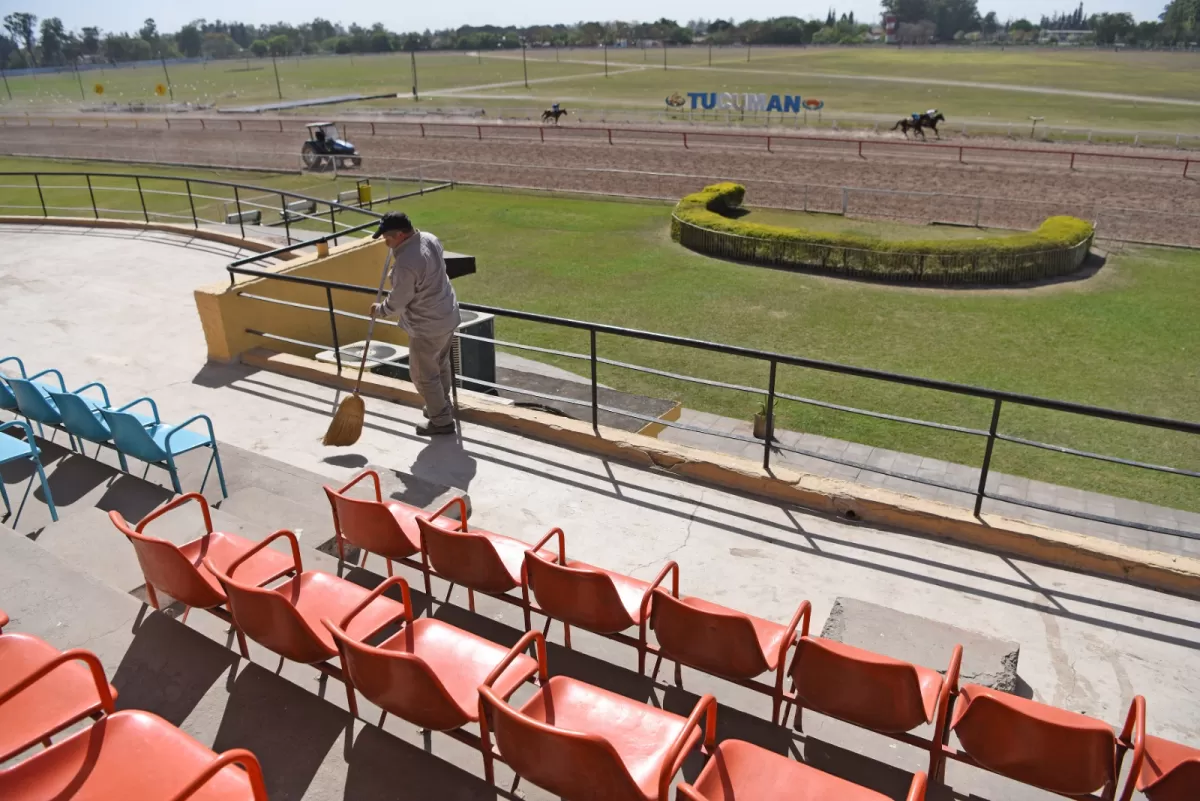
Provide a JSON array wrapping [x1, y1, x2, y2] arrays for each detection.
[[912, 112, 920, 121], [926, 108, 938, 117], [552, 102, 560, 112]]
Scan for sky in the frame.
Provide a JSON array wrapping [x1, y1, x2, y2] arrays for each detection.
[[13, 0, 1169, 37]]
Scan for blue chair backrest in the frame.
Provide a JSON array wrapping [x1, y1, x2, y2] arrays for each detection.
[[0, 380, 15, 411], [8, 378, 63, 425], [49, 391, 111, 443], [100, 409, 166, 463]]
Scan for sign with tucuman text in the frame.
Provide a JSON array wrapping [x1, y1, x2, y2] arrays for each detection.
[[666, 92, 821, 113]]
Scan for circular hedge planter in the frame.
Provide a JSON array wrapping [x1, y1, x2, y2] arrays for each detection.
[[670, 183, 1094, 286]]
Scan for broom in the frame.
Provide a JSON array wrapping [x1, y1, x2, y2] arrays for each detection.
[[322, 251, 393, 447]]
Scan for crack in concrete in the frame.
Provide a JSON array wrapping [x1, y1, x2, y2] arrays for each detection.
[[627, 489, 703, 575]]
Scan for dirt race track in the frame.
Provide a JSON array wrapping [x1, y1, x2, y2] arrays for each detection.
[[3, 117, 1199, 246]]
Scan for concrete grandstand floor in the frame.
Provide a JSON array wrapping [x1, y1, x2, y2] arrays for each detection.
[[2, 224, 1198, 799]]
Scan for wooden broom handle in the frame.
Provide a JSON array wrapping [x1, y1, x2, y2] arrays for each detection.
[[353, 250, 393, 393]]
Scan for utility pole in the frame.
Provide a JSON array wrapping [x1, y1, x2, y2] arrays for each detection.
[[663, 42, 667, 70], [271, 55, 282, 100], [411, 49, 419, 100], [160, 56, 175, 101], [603, 43, 608, 77], [1, 66, 12, 101], [708, 42, 712, 66], [748, 43, 752, 61], [522, 41, 528, 88], [74, 59, 85, 100]]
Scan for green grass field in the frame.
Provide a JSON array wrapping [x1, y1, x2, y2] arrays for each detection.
[[5, 47, 1200, 134], [744, 207, 1017, 240], [2, 156, 1196, 512]]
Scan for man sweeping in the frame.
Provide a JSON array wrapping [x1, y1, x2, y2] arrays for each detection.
[[370, 212, 461, 436]]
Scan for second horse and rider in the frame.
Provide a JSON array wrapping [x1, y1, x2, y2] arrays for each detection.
[[892, 109, 947, 139]]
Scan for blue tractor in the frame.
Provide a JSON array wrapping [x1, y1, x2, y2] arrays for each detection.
[[301, 123, 362, 171]]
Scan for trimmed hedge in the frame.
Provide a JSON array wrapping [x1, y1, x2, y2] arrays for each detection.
[[670, 182, 1094, 285]]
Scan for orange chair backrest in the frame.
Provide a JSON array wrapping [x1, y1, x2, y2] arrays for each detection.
[[651, 591, 769, 679], [1145, 760, 1200, 801], [417, 518, 515, 594], [953, 691, 1116, 796], [481, 687, 645, 801], [791, 637, 931, 733], [330, 627, 464, 731], [325, 487, 409, 558], [218, 577, 331, 664], [109, 511, 226, 610], [524, 554, 633, 634]]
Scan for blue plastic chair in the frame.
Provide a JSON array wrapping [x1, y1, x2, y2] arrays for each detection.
[[100, 398, 228, 498], [0, 356, 27, 412], [4, 370, 109, 450], [47, 386, 140, 473], [0, 420, 58, 523]]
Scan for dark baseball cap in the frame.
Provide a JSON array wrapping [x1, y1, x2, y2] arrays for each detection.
[[372, 211, 414, 239]]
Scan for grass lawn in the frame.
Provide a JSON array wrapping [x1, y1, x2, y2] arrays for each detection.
[[744, 208, 1016, 241], [1, 157, 1196, 511]]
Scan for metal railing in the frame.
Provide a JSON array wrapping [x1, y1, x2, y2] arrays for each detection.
[[0, 170, 415, 247], [224, 261, 1200, 543]]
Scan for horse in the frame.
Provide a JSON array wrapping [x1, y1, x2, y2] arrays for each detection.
[[891, 111, 946, 139], [541, 106, 568, 124]]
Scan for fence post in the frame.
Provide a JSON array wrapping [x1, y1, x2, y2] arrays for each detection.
[[858, 140, 863, 158], [974, 196, 982, 227], [135, 177, 149, 223], [477, 125, 482, 140], [186, 180, 198, 228], [841, 187, 848, 215], [1185, 160, 1192, 179], [762, 360, 777, 470], [974, 399, 1003, 517], [683, 132, 688, 149], [1070, 152, 1077, 170], [329, 203, 337, 239], [803, 184, 809, 212], [420, 123, 425, 138], [85, 175, 98, 220], [767, 136, 772, 153], [540, 127, 545, 143], [608, 129, 613, 145], [34, 174, 47, 216], [325, 287, 343, 374], [590, 329, 599, 434], [958, 146, 963, 164], [280, 195, 291, 244], [233, 186, 245, 238]]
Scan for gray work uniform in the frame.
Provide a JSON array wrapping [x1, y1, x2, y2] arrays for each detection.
[[380, 230, 460, 426]]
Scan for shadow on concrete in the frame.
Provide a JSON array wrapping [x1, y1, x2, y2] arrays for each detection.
[[213, 662, 349, 801], [323, 453, 369, 469], [192, 361, 257, 389], [111, 610, 238, 724], [344, 722, 501, 801], [411, 438, 478, 495], [96, 474, 174, 522], [802, 736, 949, 799]]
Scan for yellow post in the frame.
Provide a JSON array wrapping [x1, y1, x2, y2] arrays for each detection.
[[357, 181, 372, 206]]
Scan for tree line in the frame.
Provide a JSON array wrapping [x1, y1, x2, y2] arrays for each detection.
[[2, 2, 1196, 69]]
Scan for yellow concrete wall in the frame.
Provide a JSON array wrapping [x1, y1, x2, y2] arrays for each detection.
[[195, 236, 410, 364]]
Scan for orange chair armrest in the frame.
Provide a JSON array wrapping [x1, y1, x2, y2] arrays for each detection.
[[906, 771, 928, 801], [659, 693, 718, 800], [483, 630, 548, 689], [676, 784, 708, 801], [0, 647, 115, 715], [1117, 696, 1147, 801], [136, 492, 213, 535], [932, 644, 964, 735], [640, 560, 680, 622], [426, 495, 469, 531], [226, 529, 303, 579], [529, 526, 566, 560], [780, 600, 812, 663], [333, 469, 382, 502], [339, 575, 414, 632], [167, 748, 269, 801]]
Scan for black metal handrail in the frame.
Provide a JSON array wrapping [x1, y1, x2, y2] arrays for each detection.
[[223, 264, 1199, 541], [0, 170, 383, 246]]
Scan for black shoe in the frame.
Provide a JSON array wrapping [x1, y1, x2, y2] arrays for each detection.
[[416, 421, 455, 436]]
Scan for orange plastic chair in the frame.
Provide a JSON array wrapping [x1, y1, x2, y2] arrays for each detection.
[[943, 685, 1145, 801], [523, 527, 678, 673], [479, 630, 717, 799], [322, 575, 539, 765], [677, 738, 928, 801], [651, 585, 811, 724], [0, 638, 116, 763], [1138, 734, 1200, 801], [789, 636, 961, 770], [110, 493, 295, 622], [324, 469, 464, 581], [204, 529, 406, 700], [0, 709, 267, 800], [416, 515, 553, 613], [0, 609, 8, 632]]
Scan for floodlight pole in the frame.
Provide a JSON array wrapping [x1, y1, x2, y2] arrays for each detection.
[[160, 57, 175, 101], [411, 49, 419, 100], [271, 55, 283, 100], [522, 42, 528, 88]]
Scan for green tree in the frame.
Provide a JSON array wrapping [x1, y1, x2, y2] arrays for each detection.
[[176, 24, 203, 57], [201, 32, 240, 58], [81, 26, 100, 55], [1090, 11, 1134, 43], [250, 38, 269, 57], [3, 12, 38, 67], [880, 0, 930, 24], [140, 18, 158, 43], [1160, 0, 1199, 43], [39, 17, 66, 65], [267, 35, 290, 55]]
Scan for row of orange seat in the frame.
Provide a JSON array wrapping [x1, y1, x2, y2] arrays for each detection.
[[0, 610, 266, 799], [100, 469, 1197, 801]]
